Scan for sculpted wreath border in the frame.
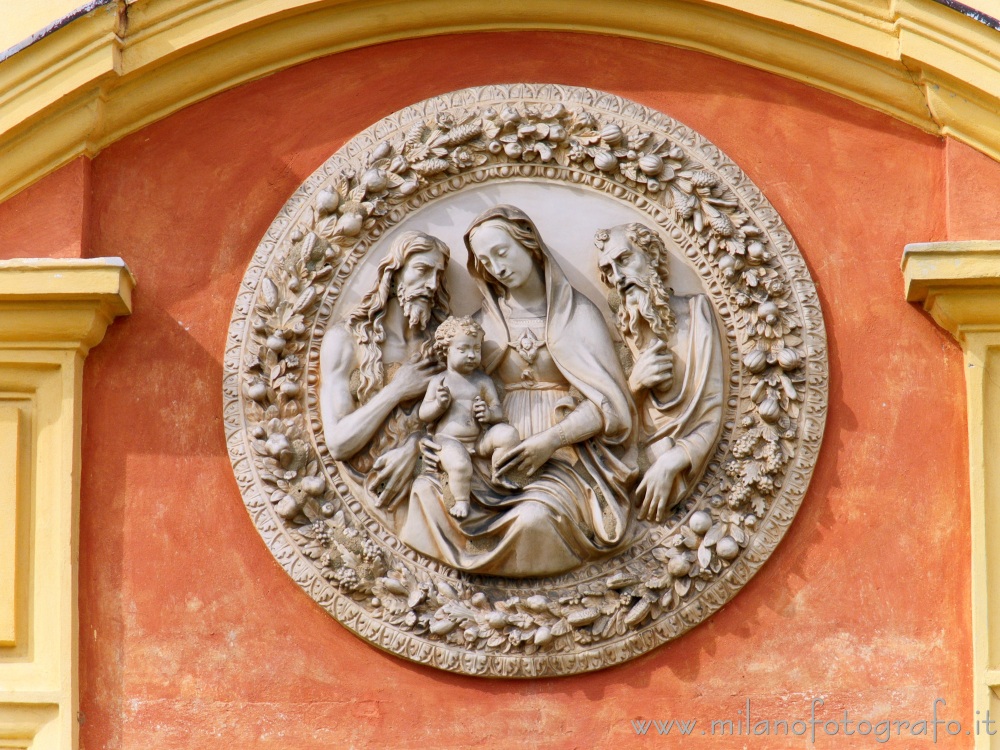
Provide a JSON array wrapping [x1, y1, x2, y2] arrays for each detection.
[[223, 84, 828, 677]]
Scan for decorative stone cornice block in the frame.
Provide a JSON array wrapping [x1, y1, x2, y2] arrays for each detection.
[[904, 241, 1000, 338], [0, 258, 133, 750]]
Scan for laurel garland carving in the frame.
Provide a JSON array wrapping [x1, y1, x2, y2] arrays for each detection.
[[224, 84, 827, 676]]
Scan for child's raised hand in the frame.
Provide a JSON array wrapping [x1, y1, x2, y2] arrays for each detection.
[[473, 396, 489, 423], [435, 382, 452, 409]]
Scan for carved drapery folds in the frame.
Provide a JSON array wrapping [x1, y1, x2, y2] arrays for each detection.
[[224, 85, 827, 676]]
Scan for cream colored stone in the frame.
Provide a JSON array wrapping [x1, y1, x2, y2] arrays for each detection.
[[226, 84, 828, 677]]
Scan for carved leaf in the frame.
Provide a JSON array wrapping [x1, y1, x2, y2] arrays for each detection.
[[704, 522, 727, 547], [697, 543, 712, 569]]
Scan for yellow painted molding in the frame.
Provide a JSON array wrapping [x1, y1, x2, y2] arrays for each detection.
[[0, 406, 20, 648], [903, 240, 1000, 750], [1, 0, 1000, 204], [0, 258, 134, 750], [903, 241, 1000, 339]]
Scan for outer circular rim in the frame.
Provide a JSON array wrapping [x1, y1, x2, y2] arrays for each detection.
[[223, 84, 828, 677]]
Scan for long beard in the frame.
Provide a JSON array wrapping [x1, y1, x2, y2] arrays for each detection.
[[618, 272, 675, 342], [398, 288, 432, 330]]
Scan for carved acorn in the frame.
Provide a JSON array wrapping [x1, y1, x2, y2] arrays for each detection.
[[667, 556, 692, 577], [316, 188, 340, 215], [533, 626, 553, 646], [593, 151, 618, 172], [337, 212, 364, 237], [485, 611, 508, 629], [758, 301, 780, 325], [777, 348, 801, 370], [372, 141, 392, 161], [746, 241, 767, 265], [716, 537, 740, 560], [759, 397, 781, 423], [743, 349, 768, 373], [389, 155, 409, 174], [246, 381, 267, 401], [688, 510, 712, 535], [524, 595, 549, 613], [471, 592, 489, 607], [638, 154, 664, 176], [266, 332, 286, 352], [274, 494, 300, 520], [301, 476, 326, 496], [500, 106, 520, 124], [398, 179, 419, 196], [503, 142, 523, 159], [362, 168, 388, 193], [717, 253, 740, 278], [600, 124, 624, 144]]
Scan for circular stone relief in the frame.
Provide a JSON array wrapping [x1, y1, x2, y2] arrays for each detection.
[[223, 84, 827, 677]]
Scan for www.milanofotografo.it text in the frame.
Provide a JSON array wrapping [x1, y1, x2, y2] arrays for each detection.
[[631, 699, 996, 743]]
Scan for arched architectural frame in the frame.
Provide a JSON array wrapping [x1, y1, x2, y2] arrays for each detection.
[[1, 2, 999, 748]]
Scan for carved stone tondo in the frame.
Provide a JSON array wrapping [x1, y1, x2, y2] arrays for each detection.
[[224, 84, 827, 677]]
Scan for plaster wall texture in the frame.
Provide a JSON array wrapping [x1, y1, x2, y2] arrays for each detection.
[[0, 30, 987, 749]]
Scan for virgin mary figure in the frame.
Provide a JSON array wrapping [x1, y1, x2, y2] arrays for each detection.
[[400, 205, 639, 577]]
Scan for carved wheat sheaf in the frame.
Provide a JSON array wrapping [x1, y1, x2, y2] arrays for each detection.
[[223, 84, 828, 677]]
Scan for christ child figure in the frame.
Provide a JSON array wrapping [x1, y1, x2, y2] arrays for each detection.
[[418, 316, 521, 518]]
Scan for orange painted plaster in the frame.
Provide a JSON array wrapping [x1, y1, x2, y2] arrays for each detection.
[[946, 138, 1000, 240], [66, 31, 975, 749], [0, 155, 91, 259]]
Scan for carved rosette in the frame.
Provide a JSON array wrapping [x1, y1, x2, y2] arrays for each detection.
[[223, 84, 827, 676]]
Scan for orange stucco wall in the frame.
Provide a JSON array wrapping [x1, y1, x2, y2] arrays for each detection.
[[1, 30, 987, 748]]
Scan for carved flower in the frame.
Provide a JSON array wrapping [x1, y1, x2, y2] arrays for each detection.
[[449, 146, 486, 170]]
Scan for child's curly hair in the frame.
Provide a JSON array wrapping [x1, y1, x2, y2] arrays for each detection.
[[431, 315, 484, 362]]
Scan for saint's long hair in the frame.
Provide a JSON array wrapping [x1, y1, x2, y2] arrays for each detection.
[[347, 231, 450, 404]]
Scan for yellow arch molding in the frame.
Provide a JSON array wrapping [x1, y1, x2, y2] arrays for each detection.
[[0, 0, 999, 203]]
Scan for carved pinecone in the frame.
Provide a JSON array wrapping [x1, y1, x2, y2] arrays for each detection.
[[410, 158, 451, 176], [445, 122, 483, 146], [710, 213, 734, 237], [690, 170, 719, 188], [403, 122, 427, 150]]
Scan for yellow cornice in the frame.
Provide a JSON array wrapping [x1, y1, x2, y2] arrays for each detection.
[[1, 0, 1000, 204], [903, 241, 1000, 340]]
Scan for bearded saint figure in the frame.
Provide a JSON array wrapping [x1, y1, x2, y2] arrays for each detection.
[[319, 230, 451, 512], [596, 222, 724, 523]]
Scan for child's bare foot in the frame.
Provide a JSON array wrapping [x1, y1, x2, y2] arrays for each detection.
[[450, 500, 470, 519]]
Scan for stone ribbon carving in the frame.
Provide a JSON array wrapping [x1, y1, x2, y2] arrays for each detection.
[[224, 84, 827, 677]]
